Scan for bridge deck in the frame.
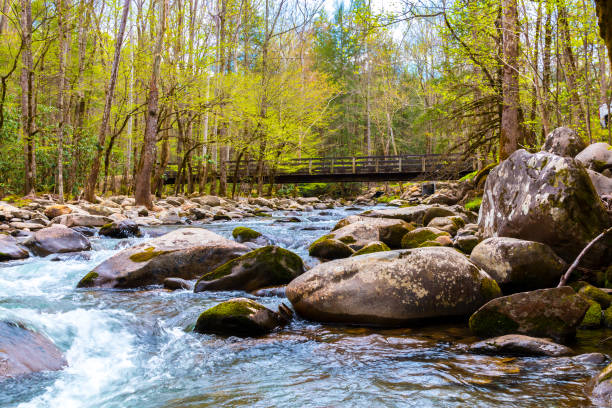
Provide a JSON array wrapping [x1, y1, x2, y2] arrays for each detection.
[[164, 154, 474, 184]]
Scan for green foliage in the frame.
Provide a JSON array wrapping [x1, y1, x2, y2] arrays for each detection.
[[465, 197, 483, 212]]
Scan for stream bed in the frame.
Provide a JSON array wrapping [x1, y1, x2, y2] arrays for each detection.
[[1, 206, 610, 407]]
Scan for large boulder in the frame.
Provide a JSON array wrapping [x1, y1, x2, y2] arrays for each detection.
[[470, 237, 567, 292], [469, 286, 589, 342], [478, 149, 609, 262], [0, 321, 66, 379], [77, 228, 249, 288], [360, 205, 432, 224], [232, 226, 262, 243], [192, 195, 222, 207], [23, 224, 91, 256], [575, 142, 612, 172], [99, 220, 142, 239], [323, 218, 408, 250], [541, 126, 587, 157], [308, 237, 354, 260], [286, 247, 501, 326], [0, 234, 29, 261], [194, 298, 289, 337], [194, 246, 304, 292], [587, 169, 612, 196], [468, 334, 573, 357], [43, 204, 72, 219], [52, 213, 111, 228], [401, 227, 450, 248]]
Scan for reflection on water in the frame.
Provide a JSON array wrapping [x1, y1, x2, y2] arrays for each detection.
[[0, 206, 608, 407]]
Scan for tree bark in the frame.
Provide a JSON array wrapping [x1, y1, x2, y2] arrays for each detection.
[[83, 0, 130, 201], [20, 0, 36, 196], [134, 0, 167, 209], [499, 0, 520, 160], [56, 0, 68, 202]]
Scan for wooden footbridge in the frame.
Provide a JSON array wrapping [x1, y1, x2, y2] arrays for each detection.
[[164, 153, 475, 185]]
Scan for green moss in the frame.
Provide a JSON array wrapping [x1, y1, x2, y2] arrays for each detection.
[[469, 310, 519, 337], [459, 170, 478, 182], [580, 300, 602, 329], [401, 228, 449, 249], [376, 195, 399, 204], [603, 306, 612, 328], [598, 363, 612, 383], [199, 299, 263, 319], [578, 284, 612, 308], [465, 197, 483, 212], [2, 194, 32, 207], [232, 227, 262, 241], [309, 234, 334, 250], [77, 271, 99, 287], [480, 277, 502, 300], [253, 211, 272, 217], [129, 247, 168, 262], [351, 242, 390, 257], [338, 235, 357, 244], [417, 240, 442, 247]]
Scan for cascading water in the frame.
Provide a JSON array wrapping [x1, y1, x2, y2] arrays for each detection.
[[1, 206, 609, 407]]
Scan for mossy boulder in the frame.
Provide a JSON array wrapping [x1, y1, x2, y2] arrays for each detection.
[[43, 204, 72, 219], [194, 245, 304, 292], [422, 207, 456, 226], [604, 305, 612, 328], [470, 237, 567, 293], [579, 299, 602, 329], [23, 224, 91, 256], [378, 221, 415, 249], [0, 321, 67, 379], [469, 334, 573, 357], [541, 126, 587, 157], [77, 228, 248, 288], [99, 220, 142, 239], [592, 362, 612, 406], [426, 216, 466, 235], [454, 235, 480, 254], [286, 247, 501, 326], [401, 227, 450, 249], [308, 236, 354, 260], [232, 226, 262, 243], [479, 149, 610, 264], [469, 286, 590, 343], [577, 283, 612, 308], [351, 241, 390, 257], [327, 218, 410, 250], [0, 234, 29, 261], [194, 298, 285, 337]]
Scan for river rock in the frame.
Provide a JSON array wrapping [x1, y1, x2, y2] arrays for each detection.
[[469, 334, 573, 357], [401, 227, 450, 248], [308, 236, 354, 260], [77, 228, 249, 288], [286, 247, 501, 326], [378, 221, 415, 248], [469, 286, 589, 342], [232, 226, 262, 243], [470, 237, 567, 292], [576, 142, 612, 172], [194, 298, 286, 337], [99, 220, 142, 239], [194, 246, 304, 292], [0, 234, 29, 261], [422, 207, 457, 226], [479, 149, 609, 262], [163, 277, 194, 291], [454, 235, 480, 254], [193, 195, 222, 207], [43, 204, 72, 219], [427, 216, 465, 235], [52, 213, 112, 228], [587, 169, 612, 196], [541, 126, 587, 157], [324, 218, 408, 250], [0, 321, 66, 379], [360, 205, 432, 224], [351, 241, 390, 257], [23, 224, 91, 256], [591, 362, 612, 406]]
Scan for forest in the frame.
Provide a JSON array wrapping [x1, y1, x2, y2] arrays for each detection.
[[0, 0, 610, 205]]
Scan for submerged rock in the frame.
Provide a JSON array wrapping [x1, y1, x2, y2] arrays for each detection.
[[469, 286, 589, 342], [0, 321, 66, 379], [194, 298, 288, 337], [591, 362, 612, 406], [23, 224, 91, 256], [77, 228, 248, 288], [469, 334, 573, 357], [286, 247, 500, 326], [470, 237, 567, 292], [0, 234, 29, 261], [541, 126, 586, 157], [479, 149, 609, 262], [99, 220, 142, 239], [194, 246, 304, 292]]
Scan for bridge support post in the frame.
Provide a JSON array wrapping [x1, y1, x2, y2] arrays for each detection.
[[331, 159, 334, 174], [422, 157, 426, 172], [398, 157, 402, 172], [352, 157, 356, 174], [308, 159, 312, 175]]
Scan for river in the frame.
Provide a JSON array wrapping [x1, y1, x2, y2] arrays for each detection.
[[1, 206, 610, 407]]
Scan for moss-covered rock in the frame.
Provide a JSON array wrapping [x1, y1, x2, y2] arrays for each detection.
[[401, 227, 450, 249], [308, 236, 354, 260], [541, 126, 587, 157], [287, 247, 500, 326], [351, 241, 390, 257], [592, 362, 612, 406], [422, 207, 456, 226], [194, 245, 304, 292], [579, 299, 602, 329], [232, 226, 262, 243], [194, 298, 284, 337], [578, 284, 612, 308], [378, 221, 415, 249], [454, 234, 480, 254], [99, 220, 142, 239], [604, 306, 612, 328], [469, 286, 590, 342]]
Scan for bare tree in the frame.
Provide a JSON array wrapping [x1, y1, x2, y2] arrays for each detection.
[[20, 0, 36, 195], [499, 0, 520, 160], [56, 0, 68, 202]]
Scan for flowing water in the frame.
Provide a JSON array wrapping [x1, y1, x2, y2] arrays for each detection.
[[1, 206, 611, 407]]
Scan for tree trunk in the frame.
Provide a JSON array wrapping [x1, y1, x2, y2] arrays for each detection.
[[83, 0, 130, 202], [500, 0, 520, 160], [134, 0, 167, 209], [595, 0, 612, 67], [20, 0, 36, 196]]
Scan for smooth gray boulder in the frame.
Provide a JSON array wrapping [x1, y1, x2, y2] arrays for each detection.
[[52, 213, 111, 227], [587, 169, 612, 196], [470, 237, 567, 292], [77, 228, 248, 288], [24, 224, 90, 256], [541, 126, 586, 157], [469, 334, 573, 357], [576, 142, 612, 172], [479, 149, 609, 262], [0, 234, 29, 261], [286, 247, 501, 326]]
